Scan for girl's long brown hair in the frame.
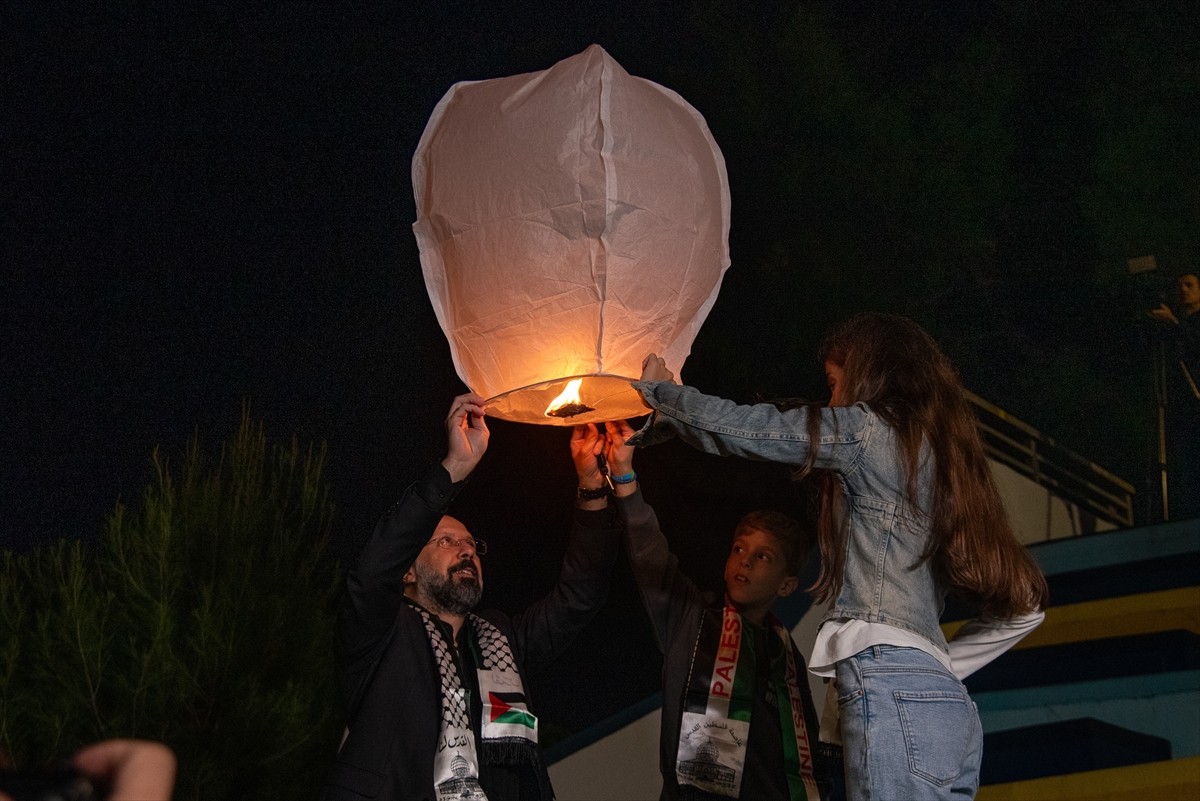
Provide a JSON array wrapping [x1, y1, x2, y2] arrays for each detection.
[[802, 313, 1048, 618]]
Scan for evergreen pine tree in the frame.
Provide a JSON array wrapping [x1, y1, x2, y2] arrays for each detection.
[[1, 410, 343, 799]]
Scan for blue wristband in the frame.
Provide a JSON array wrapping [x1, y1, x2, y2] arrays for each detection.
[[611, 471, 637, 485]]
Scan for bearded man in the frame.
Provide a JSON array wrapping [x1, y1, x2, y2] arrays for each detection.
[[320, 394, 622, 801]]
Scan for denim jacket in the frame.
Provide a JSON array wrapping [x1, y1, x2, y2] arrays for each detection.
[[628, 380, 949, 651]]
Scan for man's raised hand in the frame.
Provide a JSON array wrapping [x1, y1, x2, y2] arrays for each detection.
[[443, 393, 489, 483]]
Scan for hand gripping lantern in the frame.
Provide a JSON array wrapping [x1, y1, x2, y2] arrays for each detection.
[[413, 45, 731, 425]]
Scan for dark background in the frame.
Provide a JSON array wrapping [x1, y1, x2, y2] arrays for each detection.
[[4, 1, 1197, 738]]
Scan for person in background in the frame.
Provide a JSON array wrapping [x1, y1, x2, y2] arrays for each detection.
[[319, 394, 622, 801], [1150, 271, 1200, 518], [607, 412, 827, 801], [630, 312, 1048, 801]]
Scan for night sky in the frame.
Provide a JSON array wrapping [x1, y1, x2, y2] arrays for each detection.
[[4, 0, 1198, 735]]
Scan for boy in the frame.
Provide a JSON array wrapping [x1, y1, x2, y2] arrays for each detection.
[[606, 419, 824, 800]]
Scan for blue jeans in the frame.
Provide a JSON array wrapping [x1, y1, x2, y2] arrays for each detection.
[[836, 646, 982, 801]]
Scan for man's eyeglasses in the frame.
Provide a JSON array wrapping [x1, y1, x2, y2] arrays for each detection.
[[426, 535, 488, 555]]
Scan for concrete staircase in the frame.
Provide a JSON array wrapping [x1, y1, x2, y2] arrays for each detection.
[[944, 517, 1200, 800]]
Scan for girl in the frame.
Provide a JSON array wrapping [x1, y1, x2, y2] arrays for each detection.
[[628, 312, 1048, 801]]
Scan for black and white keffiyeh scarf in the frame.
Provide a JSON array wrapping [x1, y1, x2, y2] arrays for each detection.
[[413, 603, 538, 801]]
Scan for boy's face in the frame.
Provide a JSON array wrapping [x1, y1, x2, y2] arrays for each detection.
[[724, 526, 799, 624]]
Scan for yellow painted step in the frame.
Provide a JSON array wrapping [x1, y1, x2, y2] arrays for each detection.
[[977, 755, 1200, 801], [943, 587, 1200, 649]]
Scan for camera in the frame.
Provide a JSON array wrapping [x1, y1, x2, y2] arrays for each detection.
[[1127, 255, 1171, 315]]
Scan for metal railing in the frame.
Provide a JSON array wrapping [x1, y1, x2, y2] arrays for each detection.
[[966, 390, 1136, 529]]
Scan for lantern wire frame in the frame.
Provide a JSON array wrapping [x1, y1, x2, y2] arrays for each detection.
[[485, 373, 651, 426]]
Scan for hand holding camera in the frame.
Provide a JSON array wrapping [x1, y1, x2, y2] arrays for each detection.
[[0, 739, 175, 801]]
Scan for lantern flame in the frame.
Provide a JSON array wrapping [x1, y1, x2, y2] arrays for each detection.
[[544, 378, 595, 418]]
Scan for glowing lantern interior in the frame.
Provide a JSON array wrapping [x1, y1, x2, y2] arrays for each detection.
[[412, 44, 731, 425]]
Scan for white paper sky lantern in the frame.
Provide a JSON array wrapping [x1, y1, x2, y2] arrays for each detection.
[[412, 44, 730, 425]]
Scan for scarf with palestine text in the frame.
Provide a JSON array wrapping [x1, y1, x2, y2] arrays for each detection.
[[677, 600, 820, 801]]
